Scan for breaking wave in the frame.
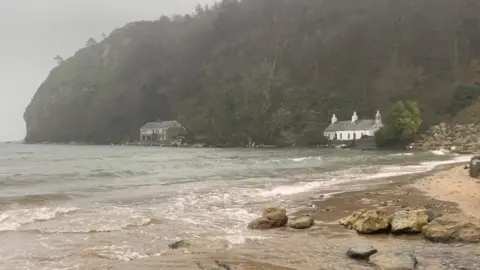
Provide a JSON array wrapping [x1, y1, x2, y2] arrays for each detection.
[[0, 206, 77, 231]]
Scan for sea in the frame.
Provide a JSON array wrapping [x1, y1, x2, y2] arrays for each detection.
[[0, 143, 477, 270]]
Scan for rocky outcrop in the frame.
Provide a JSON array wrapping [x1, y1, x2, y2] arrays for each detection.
[[248, 206, 288, 230], [168, 239, 191, 249], [421, 214, 480, 243], [390, 209, 431, 234], [346, 245, 378, 259], [410, 123, 480, 153], [340, 209, 390, 234], [288, 215, 314, 229], [369, 250, 417, 270]]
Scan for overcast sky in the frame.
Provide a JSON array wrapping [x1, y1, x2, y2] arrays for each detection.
[[0, 0, 215, 142]]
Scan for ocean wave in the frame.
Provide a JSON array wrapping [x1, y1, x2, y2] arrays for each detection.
[[430, 149, 450, 156], [259, 154, 472, 196], [23, 206, 161, 234], [88, 170, 150, 178], [84, 245, 148, 261], [388, 153, 414, 157], [0, 206, 77, 231], [290, 156, 322, 162], [0, 193, 72, 206], [362, 154, 471, 180], [260, 181, 333, 196]]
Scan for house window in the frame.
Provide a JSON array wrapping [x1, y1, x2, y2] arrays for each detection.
[[340, 133, 342, 140], [348, 133, 350, 139]]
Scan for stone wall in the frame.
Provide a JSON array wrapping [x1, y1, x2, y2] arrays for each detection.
[[409, 123, 480, 153]]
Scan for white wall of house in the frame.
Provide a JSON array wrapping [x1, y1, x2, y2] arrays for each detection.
[[140, 128, 167, 141], [324, 129, 373, 141]]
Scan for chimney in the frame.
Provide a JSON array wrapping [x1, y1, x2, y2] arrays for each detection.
[[331, 114, 338, 124], [375, 109, 382, 125], [351, 111, 358, 123]]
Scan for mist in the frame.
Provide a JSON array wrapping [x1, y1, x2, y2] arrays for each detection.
[[0, 0, 214, 142]]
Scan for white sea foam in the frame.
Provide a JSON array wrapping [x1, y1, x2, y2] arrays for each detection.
[[290, 156, 322, 162], [85, 245, 148, 261], [430, 149, 450, 156], [36, 206, 155, 234], [389, 152, 414, 156], [0, 206, 77, 231], [260, 181, 335, 196], [357, 155, 471, 180], [260, 155, 472, 196]]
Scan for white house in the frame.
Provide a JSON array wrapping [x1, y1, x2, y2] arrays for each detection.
[[323, 110, 383, 141], [140, 121, 185, 142]]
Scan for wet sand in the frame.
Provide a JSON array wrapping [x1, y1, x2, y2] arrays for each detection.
[[307, 164, 480, 223]]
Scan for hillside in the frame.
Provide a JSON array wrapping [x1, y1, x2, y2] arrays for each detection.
[[24, 0, 480, 145]]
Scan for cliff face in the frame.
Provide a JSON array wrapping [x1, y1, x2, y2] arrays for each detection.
[[24, 0, 480, 145]]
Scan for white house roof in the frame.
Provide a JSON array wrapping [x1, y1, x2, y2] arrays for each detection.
[[141, 121, 182, 130], [324, 119, 376, 132]]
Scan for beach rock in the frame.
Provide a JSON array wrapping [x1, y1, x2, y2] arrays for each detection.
[[341, 209, 390, 234], [421, 214, 480, 243], [469, 156, 480, 178], [346, 245, 378, 259], [289, 215, 314, 229], [339, 209, 367, 228], [248, 206, 288, 230], [168, 239, 191, 249], [390, 209, 430, 233], [369, 250, 417, 270]]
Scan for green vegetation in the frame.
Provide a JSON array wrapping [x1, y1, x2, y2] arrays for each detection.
[[24, 0, 480, 145], [375, 101, 423, 148], [448, 84, 480, 116]]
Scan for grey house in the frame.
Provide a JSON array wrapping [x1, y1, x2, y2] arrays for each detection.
[[139, 121, 186, 142], [323, 111, 383, 141]]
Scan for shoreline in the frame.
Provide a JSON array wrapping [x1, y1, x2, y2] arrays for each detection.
[[296, 161, 477, 225]]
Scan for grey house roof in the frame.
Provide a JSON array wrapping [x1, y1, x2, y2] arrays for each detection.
[[141, 121, 183, 130], [324, 119, 377, 132]]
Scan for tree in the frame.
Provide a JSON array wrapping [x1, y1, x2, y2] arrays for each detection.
[[101, 33, 107, 40], [54, 55, 64, 65], [85, 37, 98, 47], [195, 4, 205, 15], [375, 100, 422, 147]]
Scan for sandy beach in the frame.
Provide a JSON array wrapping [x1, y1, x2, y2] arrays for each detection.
[[415, 166, 480, 219], [308, 164, 480, 223]]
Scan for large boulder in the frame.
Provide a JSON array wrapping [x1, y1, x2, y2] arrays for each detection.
[[469, 156, 480, 178], [248, 206, 288, 230], [340, 209, 390, 234], [421, 214, 480, 243], [346, 245, 378, 259], [390, 209, 431, 234], [289, 215, 314, 229], [369, 250, 417, 270]]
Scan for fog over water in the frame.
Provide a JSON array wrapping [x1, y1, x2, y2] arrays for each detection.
[[0, 0, 215, 141]]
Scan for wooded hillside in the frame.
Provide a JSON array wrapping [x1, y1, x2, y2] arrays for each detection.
[[24, 0, 480, 145]]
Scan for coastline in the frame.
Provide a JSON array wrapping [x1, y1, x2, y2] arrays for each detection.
[[201, 160, 480, 270], [301, 162, 476, 224]]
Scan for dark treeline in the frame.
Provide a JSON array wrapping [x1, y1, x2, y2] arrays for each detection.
[[24, 0, 480, 145]]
